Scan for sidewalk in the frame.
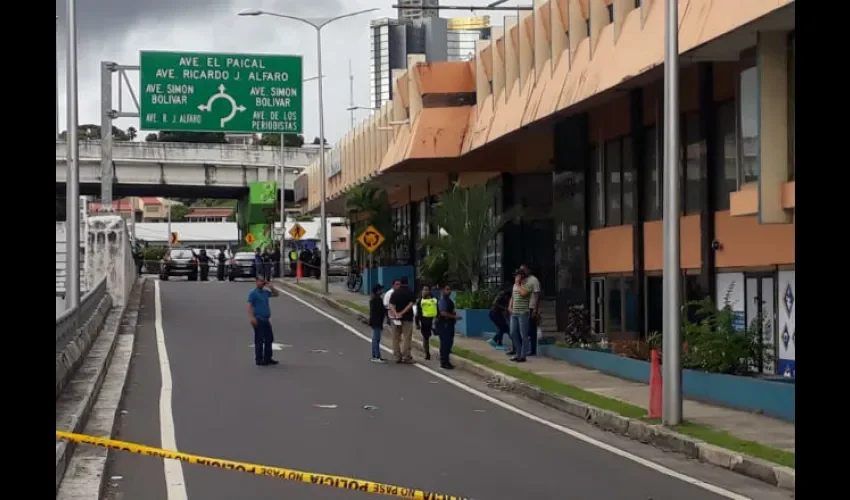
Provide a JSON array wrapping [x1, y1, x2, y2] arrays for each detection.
[[280, 278, 795, 479]]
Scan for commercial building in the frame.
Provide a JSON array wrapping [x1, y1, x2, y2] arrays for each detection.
[[297, 0, 796, 376], [397, 0, 440, 22], [447, 16, 491, 61]]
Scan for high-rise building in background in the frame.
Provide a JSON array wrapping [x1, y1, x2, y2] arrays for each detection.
[[397, 0, 440, 22], [369, 17, 448, 110], [447, 16, 492, 61]]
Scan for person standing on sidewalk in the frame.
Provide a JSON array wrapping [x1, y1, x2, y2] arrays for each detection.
[[389, 278, 416, 364], [415, 285, 438, 360], [520, 264, 542, 356], [383, 279, 400, 325], [508, 269, 532, 363], [368, 284, 387, 363], [248, 276, 279, 366], [487, 287, 510, 350], [436, 283, 462, 370]]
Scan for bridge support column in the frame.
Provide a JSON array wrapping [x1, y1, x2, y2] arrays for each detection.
[[84, 215, 137, 307]]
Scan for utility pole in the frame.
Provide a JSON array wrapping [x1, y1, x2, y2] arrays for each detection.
[[349, 60, 356, 130]]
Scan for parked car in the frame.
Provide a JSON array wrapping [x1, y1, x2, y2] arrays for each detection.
[[160, 248, 198, 281], [328, 255, 350, 277], [228, 252, 258, 281]]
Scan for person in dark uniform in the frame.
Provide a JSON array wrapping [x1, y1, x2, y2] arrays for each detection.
[[415, 285, 438, 360], [261, 248, 272, 280], [192, 249, 212, 281], [216, 248, 227, 281], [436, 283, 462, 370], [299, 247, 313, 276], [487, 288, 511, 350], [270, 246, 281, 278], [253, 249, 263, 278]]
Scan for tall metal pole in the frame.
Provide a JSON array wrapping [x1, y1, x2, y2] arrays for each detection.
[[316, 28, 329, 293], [349, 60, 356, 130], [56, 17, 60, 140], [100, 62, 114, 211], [279, 134, 286, 277], [167, 202, 172, 249], [661, 0, 682, 426], [65, 0, 81, 309]]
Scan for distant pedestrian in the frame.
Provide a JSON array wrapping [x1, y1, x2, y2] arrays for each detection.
[[216, 248, 227, 281], [508, 269, 533, 363], [487, 288, 510, 350], [389, 277, 416, 364], [415, 285, 438, 360], [368, 284, 387, 363], [253, 249, 263, 278], [271, 246, 281, 278], [520, 264, 541, 356], [436, 284, 462, 370], [288, 248, 298, 276], [248, 276, 279, 366]]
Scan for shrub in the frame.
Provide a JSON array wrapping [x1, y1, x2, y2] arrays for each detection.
[[621, 332, 663, 361], [562, 304, 594, 346], [454, 289, 498, 309]]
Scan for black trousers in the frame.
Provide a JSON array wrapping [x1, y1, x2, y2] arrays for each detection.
[[437, 323, 455, 365], [419, 319, 433, 356], [528, 311, 538, 356], [200, 264, 209, 281], [216, 264, 225, 281]]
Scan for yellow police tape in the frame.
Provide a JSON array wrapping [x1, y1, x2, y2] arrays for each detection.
[[56, 431, 471, 500]]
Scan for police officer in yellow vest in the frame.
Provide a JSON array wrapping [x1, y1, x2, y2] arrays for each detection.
[[288, 249, 298, 277], [415, 285, 438, 360]]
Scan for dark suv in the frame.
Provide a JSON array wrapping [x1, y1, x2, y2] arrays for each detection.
[[160, 249, 198, 281]]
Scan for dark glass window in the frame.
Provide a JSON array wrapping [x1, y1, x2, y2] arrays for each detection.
[[622, 137, 636, 224], [643, 126, 661, 221], [739, 64, 759, 184], [714, 101, 737, 210], [590, 146, 604, 229], [605, 140, 622, 226], [606, 277, 622, 333], [684, 112, 705, 215], [623, 276, 639, 332]]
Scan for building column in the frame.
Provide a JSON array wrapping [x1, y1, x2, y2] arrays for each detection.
[[629, 89, 646, 338], [552, 113, 590, 330], [699, 62, 717, 301]]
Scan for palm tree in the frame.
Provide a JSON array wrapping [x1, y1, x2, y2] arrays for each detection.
[[345, 185, 396, 261], [422, 183, 514, 291]]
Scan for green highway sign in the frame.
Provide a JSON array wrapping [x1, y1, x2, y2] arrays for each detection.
[[139, 51, 303, 134]]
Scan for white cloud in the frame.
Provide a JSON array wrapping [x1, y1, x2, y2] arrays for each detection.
[[56, 0, 516, 143]]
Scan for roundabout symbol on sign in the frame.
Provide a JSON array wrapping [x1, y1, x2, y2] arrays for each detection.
[[198, 84, 247, 127]]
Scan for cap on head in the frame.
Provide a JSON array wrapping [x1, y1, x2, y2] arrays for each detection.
[[373, 284, 384, 294]]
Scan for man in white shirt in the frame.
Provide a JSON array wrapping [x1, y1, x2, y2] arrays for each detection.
[[383, 279, 401, 323]]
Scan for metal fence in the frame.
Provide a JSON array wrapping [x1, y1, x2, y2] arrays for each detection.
[[55, 276, 107, 353]]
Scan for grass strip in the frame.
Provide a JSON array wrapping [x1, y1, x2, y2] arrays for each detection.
[[339, 300, 368, 314], [435, 340, 796, 469]]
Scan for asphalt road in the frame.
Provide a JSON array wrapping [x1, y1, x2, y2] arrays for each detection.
[[104, 279, 792, 500]]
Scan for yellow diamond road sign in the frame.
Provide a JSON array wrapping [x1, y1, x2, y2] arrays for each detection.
[[357, 225, 385, 253], [289, 223, 306, 241], [244, 233, 256, 245]]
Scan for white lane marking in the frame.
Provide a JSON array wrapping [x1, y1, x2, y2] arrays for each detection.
[[154, 280, 189, 500], [276, 287, 752, 500]]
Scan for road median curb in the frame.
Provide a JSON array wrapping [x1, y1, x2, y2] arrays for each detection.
[[277, 281, 794, 492]]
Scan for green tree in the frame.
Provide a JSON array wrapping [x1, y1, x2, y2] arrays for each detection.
[[259, 133, 305, 147], [311, 136, 328, 145], [421, 183, 515, 291], [158, 131, 227, 143], [127, 126, 138, 140], [294, 213, 315, 222], [345, 185, 396, 262], [168, 204, 191, 221], [145, 133, 158, 142], [59, 124, 130, 141]]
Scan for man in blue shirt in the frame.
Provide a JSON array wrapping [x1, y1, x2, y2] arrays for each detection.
[[248, 276, 279, 366]]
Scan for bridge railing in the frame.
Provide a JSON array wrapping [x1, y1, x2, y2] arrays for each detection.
[[55, 276, 108, 355]]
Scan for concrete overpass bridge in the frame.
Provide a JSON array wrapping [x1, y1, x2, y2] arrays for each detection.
[[55, 141, 320, 199]]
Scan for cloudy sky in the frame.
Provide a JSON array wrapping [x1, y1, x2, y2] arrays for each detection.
[[55, 0, 518, 144]]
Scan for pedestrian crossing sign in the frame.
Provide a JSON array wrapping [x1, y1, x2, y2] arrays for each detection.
[[288, 223, 306, 241], [244, 233, 256, 245]]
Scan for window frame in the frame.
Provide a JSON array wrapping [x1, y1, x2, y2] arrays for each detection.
[[737, 48, 759, 186], [592, 273, 640, 336], [682, 111, 706, 215], [643, 125, 661, 221], [713, 100, 739, 211], [590, 136, 636, 228]]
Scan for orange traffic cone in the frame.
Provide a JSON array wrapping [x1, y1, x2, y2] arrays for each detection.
[[648, 349, 663, 419], [296, 260, 303, 279]]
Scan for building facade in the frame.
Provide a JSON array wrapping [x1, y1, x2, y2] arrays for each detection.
[[447, 16, 492, 61], [301, 0, 796, 377], [397, 0, 440, 22]]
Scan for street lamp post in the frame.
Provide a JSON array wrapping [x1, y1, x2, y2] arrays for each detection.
[[279, 74, 324, 278], [238, 7, 379, 294], [65, 0, 81, 309], [662, 0, 683, 426]]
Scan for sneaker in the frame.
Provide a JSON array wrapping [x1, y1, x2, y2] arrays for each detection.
[[266, 359, 279, 365], [440, 363, 454, 370], [494, 345, 507, 351], [256, 360, 268, 366], [505, 350, 516, 356], [487, 338, 497, 348], [370, 358, 386, 364]]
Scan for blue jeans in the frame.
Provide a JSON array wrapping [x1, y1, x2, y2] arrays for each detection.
[[371, 327, 382, 359], [510, 312, 531, 358], [253, 319, 274, 363]]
